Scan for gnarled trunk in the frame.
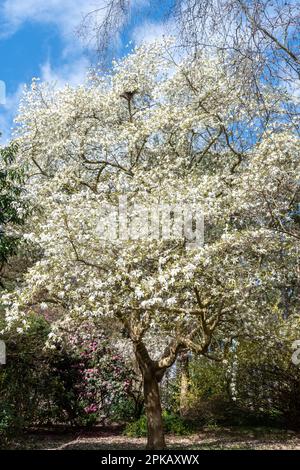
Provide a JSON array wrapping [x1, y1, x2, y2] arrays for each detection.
[[143, 370, 166, 449], [134, 341, 166, 449]]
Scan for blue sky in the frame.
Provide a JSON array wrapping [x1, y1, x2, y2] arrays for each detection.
[[0, 0, 175, 144]]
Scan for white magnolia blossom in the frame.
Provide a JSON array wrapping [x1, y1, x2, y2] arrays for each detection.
[[3, 40, 300, 367]]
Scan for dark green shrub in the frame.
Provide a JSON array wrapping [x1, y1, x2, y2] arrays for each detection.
[[110, 395, 144, 422], [124, 411, 194, 437], [0, 406, 14, 443], [162, 411, 194, 435], [124, 414, 148, 437]]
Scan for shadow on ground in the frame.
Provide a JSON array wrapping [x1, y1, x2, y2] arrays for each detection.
[[5, 425, 300, 450]]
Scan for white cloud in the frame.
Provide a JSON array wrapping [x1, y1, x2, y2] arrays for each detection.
[[132, 18, 176, 46], [40, 56, 90, 88], [0, 83, 24, 144], [0, 0, 104, 40], [0, 56, 91, 145], [0, 0, 146, 42]]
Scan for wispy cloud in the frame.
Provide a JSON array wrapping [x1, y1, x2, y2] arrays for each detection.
[[40, 56, 90, 88], [0, 83, 24, 144], [0, 0, 148, 42], [132, 18, 176, 46], [0, 56, 91, 145], [0, 0, 104, 40]]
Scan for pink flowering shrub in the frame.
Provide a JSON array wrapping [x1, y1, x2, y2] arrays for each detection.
[[0, 315, 140, 430], [58, 323, 138, 425]]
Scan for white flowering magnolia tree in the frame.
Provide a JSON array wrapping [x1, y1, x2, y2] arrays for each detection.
[[3, 42, 300, 448]]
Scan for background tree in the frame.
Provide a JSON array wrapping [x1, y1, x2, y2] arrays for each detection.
[[79, 0, 300, 133], [79, 0, 130, 60], [79, 1, 299, 79], [0, 143, 27, 287]]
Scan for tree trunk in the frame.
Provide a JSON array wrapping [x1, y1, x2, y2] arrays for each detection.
[[143, 370, 166, 449], [179, 351, 190, 417], [134, 341, 166, 449]]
